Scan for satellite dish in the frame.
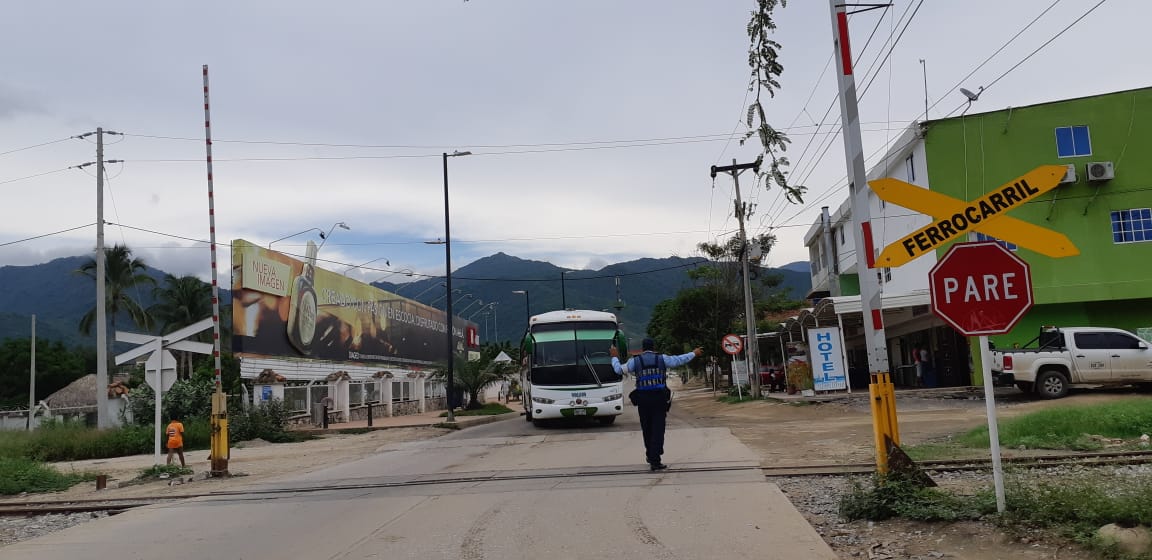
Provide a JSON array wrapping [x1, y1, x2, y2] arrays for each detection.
[[960, 87, 983, 102]]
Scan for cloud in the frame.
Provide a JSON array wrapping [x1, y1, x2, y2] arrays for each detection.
[[0, 82, 45, 120]]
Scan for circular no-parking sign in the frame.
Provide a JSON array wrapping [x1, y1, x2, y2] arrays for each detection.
[[721, 334, 743, 355]]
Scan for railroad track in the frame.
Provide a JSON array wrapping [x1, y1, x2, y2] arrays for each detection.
[[761, 449, 1152, 477], [4, 450, 1152, 516]]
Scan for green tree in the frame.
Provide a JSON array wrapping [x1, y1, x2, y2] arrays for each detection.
[[743, 0, 805, 204], [646, 286, 742, 376], [75, 245, 156, 366], [0, 339, 86, 407], [149, 274, 213, 379], [432, 354, 515, 411]]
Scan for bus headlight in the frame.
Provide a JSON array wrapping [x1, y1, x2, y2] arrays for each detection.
[[603, 393, 623, 401], [532, 396, 555, 404]]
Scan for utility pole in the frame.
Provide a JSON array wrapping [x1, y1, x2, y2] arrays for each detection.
[[74, 128, 122, 429], [710, 158, 762, 397], [829, 1, 894, 470], [27, 315, 35, 430]]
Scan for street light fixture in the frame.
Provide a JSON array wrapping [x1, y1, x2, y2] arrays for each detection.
[[454, 293, 474, 306], [459, 298, 484, 316], [316, 222, 351, 252], [342, 257, 390, 276], [372, 268, 414, 283], [440, 150, 472, 423], [410, 281, 446, 300], [560, 270, 575, 309], [268, 227, 323, 249], [468, 301, 495, 321], [430, 288, 462, 307]]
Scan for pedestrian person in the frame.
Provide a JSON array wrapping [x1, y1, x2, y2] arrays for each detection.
[[166, 414, 186, 468], [610, 338, 702, 471]]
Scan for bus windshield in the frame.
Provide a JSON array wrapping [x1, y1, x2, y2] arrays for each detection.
[[530, 322, 622, 386]]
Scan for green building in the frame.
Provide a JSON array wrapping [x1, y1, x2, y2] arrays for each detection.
[[922, 86, 1152, 380]]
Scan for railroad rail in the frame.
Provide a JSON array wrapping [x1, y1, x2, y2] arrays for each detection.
[[3, 450, 1152, 516]]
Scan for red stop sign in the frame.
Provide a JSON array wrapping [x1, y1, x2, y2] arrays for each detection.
[[929, 241, 1033, 336]]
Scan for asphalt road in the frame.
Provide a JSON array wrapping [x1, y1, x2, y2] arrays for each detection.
[[3, 405, 836, 559]]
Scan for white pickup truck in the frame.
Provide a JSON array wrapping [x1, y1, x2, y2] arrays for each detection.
[[991, 327, 1152, 399]]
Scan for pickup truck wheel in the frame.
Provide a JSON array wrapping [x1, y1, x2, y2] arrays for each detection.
[[1036, 370, 1070, 399], [1015, 382, 1034, 394]]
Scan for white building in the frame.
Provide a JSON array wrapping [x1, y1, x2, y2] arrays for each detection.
[[786, 124, 968, 389]]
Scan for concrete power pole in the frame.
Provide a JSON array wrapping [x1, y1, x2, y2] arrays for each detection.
[[828, 2, 890, 375], [27, 315, 35, 430], [711, 159, 762, 397], [74, 128, 121, 428]]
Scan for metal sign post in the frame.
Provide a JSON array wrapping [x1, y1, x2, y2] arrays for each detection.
[[116, 319, 214, 466], [929, 240, 1034, 513]]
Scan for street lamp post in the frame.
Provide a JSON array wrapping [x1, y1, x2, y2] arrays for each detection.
[[441, 150, 471, 423], [430, 288, 462, 307], [342, 257, 389, 276], [408, 281, 445, 299], [459, 299, 484, 317], [268, 227, 324, 249], [560, 271, 575, 309], [512, 290, 530, 332], [316, 222, 351, 252]]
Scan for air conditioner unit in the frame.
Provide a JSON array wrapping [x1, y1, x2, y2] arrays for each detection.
[[1086, 161, 1114, 182], [1059, 163, 1077, 184]]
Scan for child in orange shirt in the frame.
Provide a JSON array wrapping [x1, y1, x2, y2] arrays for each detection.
[[166, 415, 186, 468]]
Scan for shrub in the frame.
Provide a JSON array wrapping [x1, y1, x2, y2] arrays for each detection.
[[0, 457, 94, 495], [228, 399, 291, 442], [0, 418, 209, 462], [138, 464, 193, 479], [839, 474, 995, 522]]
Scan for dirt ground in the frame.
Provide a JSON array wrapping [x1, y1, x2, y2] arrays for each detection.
[[671, 379, 1152, 560], [4, 426, 453, 503]]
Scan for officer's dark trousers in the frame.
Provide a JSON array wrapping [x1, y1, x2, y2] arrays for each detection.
[[634, 389, 669, 464]]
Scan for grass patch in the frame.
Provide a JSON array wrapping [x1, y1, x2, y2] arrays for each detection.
[[0, 419, 211, 462], [1003, 471, 1152, 557], [432, 422, 461, 430], [440, 403, 513, 417], [138, 464, 194, 480], [839, 474, 995, 522], [0, 457, 96, 495], [959, 398, 1152, 451]]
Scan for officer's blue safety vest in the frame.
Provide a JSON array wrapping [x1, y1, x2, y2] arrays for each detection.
[[634, 353, 667, 391]]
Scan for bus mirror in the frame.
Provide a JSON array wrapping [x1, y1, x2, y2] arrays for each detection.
[[614, 332, 628, 356]]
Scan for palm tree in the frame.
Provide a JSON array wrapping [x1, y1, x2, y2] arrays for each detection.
[[149, 274, 213, 379], [432, 355, 515, 410], [76, 244, 156, 367]]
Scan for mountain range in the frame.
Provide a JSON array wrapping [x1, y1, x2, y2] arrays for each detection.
[[0, 253, 810, 348]]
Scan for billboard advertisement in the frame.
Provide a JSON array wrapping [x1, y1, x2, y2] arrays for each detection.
[[231, 239, 475, 365]]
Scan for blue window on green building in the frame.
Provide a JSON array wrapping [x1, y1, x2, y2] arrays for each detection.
[[975, 232, 1018, 251], [1111, 208, 1152, 243], [1055, 125, 1092, 158]]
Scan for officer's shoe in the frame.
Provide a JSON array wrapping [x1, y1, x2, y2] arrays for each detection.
[[650, 462, 668, 471]]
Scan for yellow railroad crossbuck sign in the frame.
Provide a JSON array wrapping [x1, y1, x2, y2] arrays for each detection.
[[869, 165, 1079, 268]]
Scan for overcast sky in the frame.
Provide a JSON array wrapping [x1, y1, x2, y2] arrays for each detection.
[[0, 0, 1144, 287]]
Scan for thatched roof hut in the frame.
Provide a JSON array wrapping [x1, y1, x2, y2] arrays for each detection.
[[43, 374, 130, 409]]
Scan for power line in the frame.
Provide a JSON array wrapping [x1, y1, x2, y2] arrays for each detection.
[[922, 0, 1065, 120], [0, 223, 95, 248], [0, 167, 74, 186], [0, 137, 74, 158]]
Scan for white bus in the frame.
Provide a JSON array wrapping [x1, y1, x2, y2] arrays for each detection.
[[519, 310, 628, 426]]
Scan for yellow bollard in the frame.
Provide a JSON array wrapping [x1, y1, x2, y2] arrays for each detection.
[[869, 374, 889, 474], [209, 391, 230, 477]]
